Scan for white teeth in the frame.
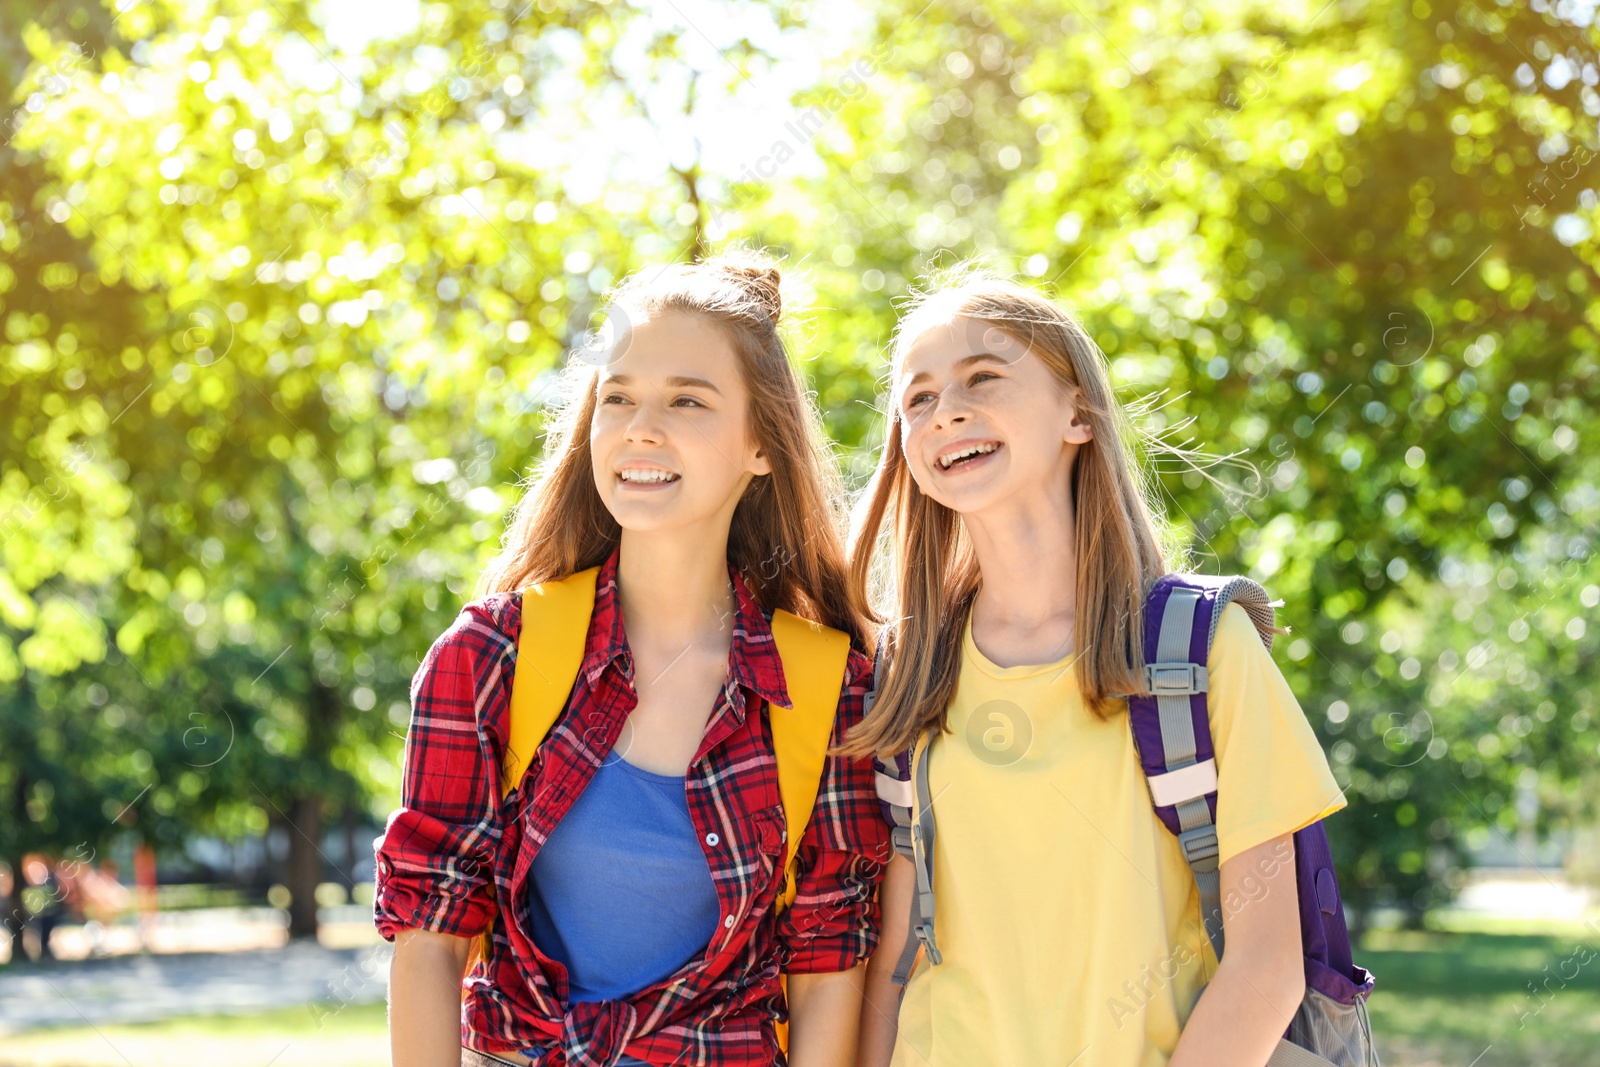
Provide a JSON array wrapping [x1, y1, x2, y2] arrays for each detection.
[[939, 443, 998, 469], [619, 468, 678, 484]]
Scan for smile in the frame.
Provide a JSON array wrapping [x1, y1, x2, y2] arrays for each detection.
[[937, 442, 1001, 470], [617, 467, 680, 484]]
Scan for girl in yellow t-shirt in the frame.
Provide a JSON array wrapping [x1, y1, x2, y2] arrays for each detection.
[[841, 268, 1348, 1067]]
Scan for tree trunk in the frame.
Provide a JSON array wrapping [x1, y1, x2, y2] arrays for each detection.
[[280, 641, 344, 940], [342, 804, 359, 892], [285, 794, 323, 940], [2, 683, 31, 966]]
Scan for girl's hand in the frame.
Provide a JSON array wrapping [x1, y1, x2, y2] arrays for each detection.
[[1168, 832, 1306, 1067]]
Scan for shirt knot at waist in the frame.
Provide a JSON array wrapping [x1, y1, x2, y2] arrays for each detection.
[[561, 999, 640, 1067]]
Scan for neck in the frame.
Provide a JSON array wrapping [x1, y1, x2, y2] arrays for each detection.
[[614, 529, 736, 649], [960, 465, 1079, 634]]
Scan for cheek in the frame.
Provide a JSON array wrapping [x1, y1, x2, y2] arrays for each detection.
[[898, 420, 929, 472], [587, 432, 610, 490], [900, 412, 928, 453], [588, 414, 621, 471], [676, 418, 743, 483], [898, 424, 944, 493]]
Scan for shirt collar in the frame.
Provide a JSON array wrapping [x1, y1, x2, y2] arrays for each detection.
[[578, 546, 795, 718]]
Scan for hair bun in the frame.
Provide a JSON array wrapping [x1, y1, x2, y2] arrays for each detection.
[[709, 252, 782, 325]]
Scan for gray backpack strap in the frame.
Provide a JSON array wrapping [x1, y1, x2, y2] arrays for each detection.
[[901, 729, 943, 982], [1141, 576, 1278, 965], [866, 637, 937, 990], [878, 731, 941, 989], [1150, 584, 1227, 962], [875, 770, 922, 988], [889, 821, 922, 987]]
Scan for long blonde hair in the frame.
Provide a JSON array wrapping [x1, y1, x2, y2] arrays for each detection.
[[840, 267, 1183, 758], [475, 252, 870, 648]]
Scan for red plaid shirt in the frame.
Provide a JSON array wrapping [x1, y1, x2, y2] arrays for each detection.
[[373, 547, 890, 1064]]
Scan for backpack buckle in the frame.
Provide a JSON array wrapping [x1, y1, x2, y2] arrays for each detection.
[[1144, 662, 1209, 695], [913, 921, 943, 966], [1177, 825, 1220, 873]]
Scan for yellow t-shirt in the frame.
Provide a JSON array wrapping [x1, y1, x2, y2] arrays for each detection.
[[890, 602, 1347, 1067]]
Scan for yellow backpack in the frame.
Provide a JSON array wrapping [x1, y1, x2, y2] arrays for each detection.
[[470, 565, 852, 1054]]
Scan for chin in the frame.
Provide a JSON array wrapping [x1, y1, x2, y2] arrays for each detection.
[[913, 465, 1010, 515], [608, 498, 725, 536], [606, 504, 675, 532], [932, 485, 1008, 517]]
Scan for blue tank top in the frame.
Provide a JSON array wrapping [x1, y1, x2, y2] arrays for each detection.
[[524, 754, 722, 1007]]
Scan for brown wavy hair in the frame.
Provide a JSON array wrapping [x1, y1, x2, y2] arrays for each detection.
[[839, 266, 1187, 758], [474, 251, 869, 649]]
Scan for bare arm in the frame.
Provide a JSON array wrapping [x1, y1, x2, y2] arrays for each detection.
[[855, 851, 912, 1067], [389, 928, 473, 1067], [788, 965, 867, 1067], [1168, 833, 1305, 1067]]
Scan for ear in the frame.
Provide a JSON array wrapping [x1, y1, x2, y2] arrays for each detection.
[[749, 444, 773, 477], [1063, 388, 1094, 445]]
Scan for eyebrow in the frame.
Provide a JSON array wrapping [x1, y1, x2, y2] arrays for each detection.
[[603, 374, 723, 395], [901, 352, 1012, 389]]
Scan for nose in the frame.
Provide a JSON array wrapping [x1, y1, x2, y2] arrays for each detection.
[[622, 398, 665, 444], [930, 384, 970, 430]]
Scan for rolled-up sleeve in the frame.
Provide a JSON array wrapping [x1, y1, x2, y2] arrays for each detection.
[[775, 647, 892, 973], [373, 601, 509, 941]]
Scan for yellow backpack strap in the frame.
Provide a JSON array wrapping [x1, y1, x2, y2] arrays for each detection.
[[767, 609, 853, 912], [468, 566, 599, 982], [500, 566, 600, 801], [768, 609, 852, 1055]]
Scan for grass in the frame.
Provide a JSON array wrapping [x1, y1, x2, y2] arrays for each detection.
[[0, 1001, 390, 1067], [1360, 924, 1600, 1067], [2, 925, 1597, 1066]]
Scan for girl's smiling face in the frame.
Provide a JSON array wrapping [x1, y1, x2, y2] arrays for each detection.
[[895, 314, 1092, 514], [590, 310, 771, 535]]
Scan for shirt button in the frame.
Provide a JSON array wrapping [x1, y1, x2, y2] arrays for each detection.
[[723, 915, 736, 929], [705, 832, 720, 847]]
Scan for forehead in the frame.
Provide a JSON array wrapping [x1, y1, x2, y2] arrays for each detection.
[[896, 314, 1032, 380], [596, 309, 739, 377]]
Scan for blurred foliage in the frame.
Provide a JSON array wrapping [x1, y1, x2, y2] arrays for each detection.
[[0, 0, 1597, 939]]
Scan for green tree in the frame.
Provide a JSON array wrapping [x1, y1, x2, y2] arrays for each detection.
[[778, 0, 1600, 922], [1, 0, 632, 940], [2, 0, 1596, 954]]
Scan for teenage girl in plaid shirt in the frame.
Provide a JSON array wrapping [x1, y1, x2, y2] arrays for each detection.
[[375, 254, 890, 1066]]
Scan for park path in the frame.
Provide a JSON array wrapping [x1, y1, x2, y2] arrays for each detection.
[[0, 940, 391, 1035]]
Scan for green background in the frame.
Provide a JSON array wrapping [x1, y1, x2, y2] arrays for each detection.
[[1, 0, 1598, 1059]]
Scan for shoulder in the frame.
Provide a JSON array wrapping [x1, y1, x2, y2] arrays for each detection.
[[401, 594, 523, 753], [1202, 597, 1309, 743], [414, 591, 522, 685], [1206, 599, 1274, 667], [450, 589, 522, 648]]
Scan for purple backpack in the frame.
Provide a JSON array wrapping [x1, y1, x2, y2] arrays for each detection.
[[874, 574, 1380, 1067], [1130, 574, 1377, 1066]]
